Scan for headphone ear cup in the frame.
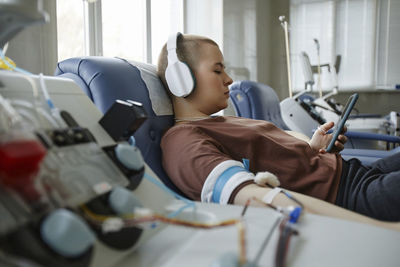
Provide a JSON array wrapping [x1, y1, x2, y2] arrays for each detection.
[[165, 61, 196, 97]]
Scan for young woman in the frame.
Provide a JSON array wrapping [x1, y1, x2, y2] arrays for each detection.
[[157, 33, 400, 230]]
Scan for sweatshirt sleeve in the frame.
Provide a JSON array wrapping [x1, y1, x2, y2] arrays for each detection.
[[161, 125, 239, 201]]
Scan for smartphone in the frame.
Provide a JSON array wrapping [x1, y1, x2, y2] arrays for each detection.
[[326, 93, 359, 152]]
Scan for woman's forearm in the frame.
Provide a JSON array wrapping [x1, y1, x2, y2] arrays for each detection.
[[234, 183, 400, 231]]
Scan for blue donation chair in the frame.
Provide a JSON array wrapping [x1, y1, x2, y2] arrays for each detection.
[[54, 56, 184, 195], [229, 80, 400, 165]]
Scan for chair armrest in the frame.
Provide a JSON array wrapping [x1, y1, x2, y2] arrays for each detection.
[[345, 131, 400, 143], [349, 114, 382, 119], [340, 146, 400, 166]]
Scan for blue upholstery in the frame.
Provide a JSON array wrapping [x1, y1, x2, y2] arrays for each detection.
[[229, 81, 290, 130], [341, 147, 400, 165], [54, 56, 185, 196]]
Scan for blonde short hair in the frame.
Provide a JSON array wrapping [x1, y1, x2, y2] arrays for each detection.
[[157, 34, 218, 96]]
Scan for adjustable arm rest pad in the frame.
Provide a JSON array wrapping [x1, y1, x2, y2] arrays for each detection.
[[345, 131, 400, 143]]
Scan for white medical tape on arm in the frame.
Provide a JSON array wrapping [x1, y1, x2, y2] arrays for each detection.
[[201, 160, 254, 204], [262, 187, 282, 204]]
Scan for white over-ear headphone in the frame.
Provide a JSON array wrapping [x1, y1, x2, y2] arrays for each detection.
[[165, 32, 196, 97]]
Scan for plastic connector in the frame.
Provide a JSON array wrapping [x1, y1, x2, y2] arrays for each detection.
[[289, 206, 302, 224]]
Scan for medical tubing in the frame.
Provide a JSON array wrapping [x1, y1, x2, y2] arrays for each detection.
[[275, 219, 295, 267], [39, 73, 65, 128], [0, 48, 32, 75], [39, 73, 55, 109], [9, 100, 60, 129], [166, 202, 194, 219], [10, 107, 40, 129], [143, 172, 195, 218], [20, 75, 48, 129], [0, 94, 22, 131], [2, 43, 9, 54], [0, 48, 49, 129], [281, 190, 304, 209], [252, 215, 282, 265]]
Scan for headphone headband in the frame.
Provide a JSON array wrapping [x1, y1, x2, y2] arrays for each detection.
[[167, 32, 180, 63]]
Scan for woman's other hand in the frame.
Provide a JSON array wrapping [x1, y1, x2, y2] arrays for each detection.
[[309, 121, 347, 153]]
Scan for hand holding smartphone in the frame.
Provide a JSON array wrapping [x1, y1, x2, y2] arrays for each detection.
[[326, 93, 359, 153]]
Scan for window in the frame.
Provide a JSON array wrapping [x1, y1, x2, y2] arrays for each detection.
[[151, 0, 183, 64], [56, 0, 85, 62], [290, 0, 336, 92], [102, 0, 146, 62], [57, 0, 184, 64], [290, 0, 389, 92], [376, 0, 400, 88], [335, 0, 376, 89]]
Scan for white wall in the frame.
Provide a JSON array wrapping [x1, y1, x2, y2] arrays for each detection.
[[223, 0, 257, 82], [223, 0, 290, 99], [5, 0, 57, 75]]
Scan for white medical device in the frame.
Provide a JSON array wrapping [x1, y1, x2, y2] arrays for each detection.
[[280, 23, 399, 142], [299, 48, 398, 146]]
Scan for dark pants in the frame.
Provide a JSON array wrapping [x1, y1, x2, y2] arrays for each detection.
[[336, 152, 400, 221]]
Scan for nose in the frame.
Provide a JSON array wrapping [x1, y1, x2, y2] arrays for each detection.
[[224, 73, 233, 86]]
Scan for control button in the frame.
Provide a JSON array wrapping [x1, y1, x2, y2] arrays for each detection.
[[40, 209, 95, 258], [114, 143, 144, 171], [109, 186, 142, 215]]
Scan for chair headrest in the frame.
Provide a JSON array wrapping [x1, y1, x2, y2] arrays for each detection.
[[55, 56, 185, 196], [229, 80, 290, 130]]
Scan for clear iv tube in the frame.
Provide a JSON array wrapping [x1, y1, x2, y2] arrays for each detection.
[[39, 73, 65, 128]]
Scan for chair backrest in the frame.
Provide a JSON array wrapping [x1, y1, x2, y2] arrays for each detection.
[[229, 80, 290, 130], [54, 56, 185, 196]]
